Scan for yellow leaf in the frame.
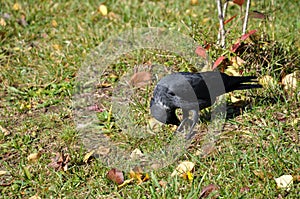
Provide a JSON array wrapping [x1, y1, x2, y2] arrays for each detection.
[[13, 3, 21, 11], [225, 66, 240, 76], [190, 0, 198, 5], [0, 18, 6, 26], [51, 20, 58, 27], [52, 44, 61, 51], [27, 152, 41, 163], [275, 175, 293, 191], [118, 178, 134, 188], [83, 150, 95, 163], [171, 161, 195, 177], [98, 5, 108, 16]]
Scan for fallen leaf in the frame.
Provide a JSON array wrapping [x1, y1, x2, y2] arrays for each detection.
[[190, 0, 198, 5], [0, 170, 8, 176], [259, 75, 277, 88], [98, 5, 108, 16], [224, 15, 237, 25], [159, 180, 168, 188], [28, 195, 41, 199], [51, 20, 58, 27], [107, 168, 124, 185], [195, 46, 207, 59], [18, 15, 28, 27], [27, 152, 41, 163], [199, 184, 220, 198], [83, 150, 95, 163], [282, 71, 298, 91], [0, 18, 6, 26], [0, 125, 10, 136], [129, 167, 150, 185], [171, 161, 195, 178], [275, 175, 293, 191], [130, 148, 144, 160], [225, 66, 240, 76], [48, 152, 70, 171], [118, 178, 134, 188], [240, 186, 250, 193], [13, 3, 22, 11], [130, 71, 152, 88], [250, 11, 267, 19], [230, 40, 241, 52]]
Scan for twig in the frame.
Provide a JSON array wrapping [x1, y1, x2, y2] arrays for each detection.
[[242, 0, 251, 34], [217, 0, 226, 48]]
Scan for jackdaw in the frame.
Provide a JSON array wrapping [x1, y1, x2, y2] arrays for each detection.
[[150, 71, 262, 135]]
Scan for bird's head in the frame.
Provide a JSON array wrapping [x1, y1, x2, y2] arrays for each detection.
[[150, 98, 180, 126]]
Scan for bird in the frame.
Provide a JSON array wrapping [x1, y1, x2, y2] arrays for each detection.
[[150, 71, 262, 137]]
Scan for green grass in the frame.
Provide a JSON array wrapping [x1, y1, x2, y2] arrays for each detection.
[[1, 0, 299, 198]]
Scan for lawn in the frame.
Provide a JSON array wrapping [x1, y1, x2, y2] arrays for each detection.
[[0, 0, 299, 198]]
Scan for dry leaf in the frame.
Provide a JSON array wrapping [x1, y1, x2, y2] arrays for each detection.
[[83, 150, 95, 163], [259, 75, 276, 88], [0, 18, 6, 26], [199, 184, 220, 198], [0, 125, 10, 136], [107, 168, 124, 185], [13, 3, 22, 11], [118, 178, 134, 188], [130, 148, 144, 160], [159, 180, 168, 188], [225, 66, 240, 76], [28, 195, 41, 199], [98, 5, 108, 16], [275, 175, 293, 191], [190, 0, 198, 5], [48, 152, 70, 171], [282, 71, 298, 91], [51, 20, 58, 27], [233, 0, 245, 6], [195, 46, 207, 59], [130, 71, 152, 88], [129, 167, 150, 185], [27, 152, 41, 163], [171, 161, 195, 178], [0, 170, 8, 176]]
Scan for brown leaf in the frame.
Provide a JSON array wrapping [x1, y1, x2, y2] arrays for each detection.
[[233, 0, 245, 6], [130, 71, 152, 88], [230, 40, 241, 52], [48, 152, 70, 171], [224, 15, 237, 25], [107, 168, 124, 185], [249, 11, 267, 19], [199, 184, 220, 198], [195, 46, 207, 59], [27, 152, 41, 163], [240, 186, 250, 193]]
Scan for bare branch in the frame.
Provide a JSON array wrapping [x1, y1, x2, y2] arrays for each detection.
[[242, 0, 251, 34], [217, 0, 226, 48]]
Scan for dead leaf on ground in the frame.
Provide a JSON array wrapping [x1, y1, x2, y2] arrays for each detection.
[[259, 75, 277, 88], [282, 71, 298, 92], [275, 175, 293, 191], [130, 148, 144, 160], [27, 152, 41, 163], [107, 168, 124, 185], [195, 46, 207, 59], [98, 5, 108, 16], [130, 167, 150, 185], [0, 125, 10, 136], [130, 71, 152, 88], [48, 152, 70, 171], [199, 184, 220, 198], [83, 150, 95, 163], [171, 161, 195, 181]]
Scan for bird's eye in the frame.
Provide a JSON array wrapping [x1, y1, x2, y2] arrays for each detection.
[[168, 91, 175, 96]]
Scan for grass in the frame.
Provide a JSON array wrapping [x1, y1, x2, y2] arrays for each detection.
[[1, 0, 299, 198]]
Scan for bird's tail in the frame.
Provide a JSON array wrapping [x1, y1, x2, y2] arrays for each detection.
[[224, 75, 262, 92]]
